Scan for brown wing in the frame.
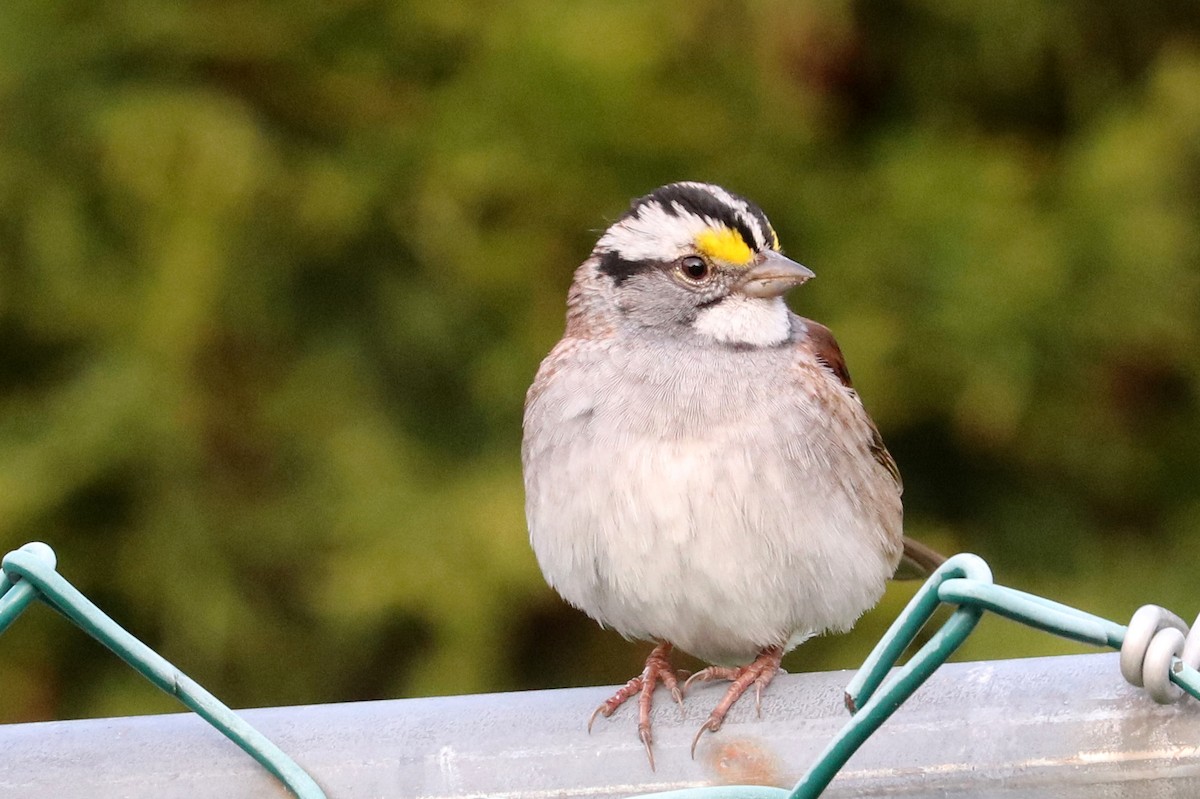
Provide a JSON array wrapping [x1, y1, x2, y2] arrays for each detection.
[[803, 320, 902, 494], [803, 319, 854, 389], [802, 319, 947, 579]]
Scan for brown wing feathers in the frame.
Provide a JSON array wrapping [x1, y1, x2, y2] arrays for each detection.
[[803, 320, 903, 493], [802, 318, 946, 579]]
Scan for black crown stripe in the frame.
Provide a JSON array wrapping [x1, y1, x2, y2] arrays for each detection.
[[643, 184, 765, 253]]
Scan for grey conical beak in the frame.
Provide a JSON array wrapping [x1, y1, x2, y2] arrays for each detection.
[[738, 251, 815, 298]]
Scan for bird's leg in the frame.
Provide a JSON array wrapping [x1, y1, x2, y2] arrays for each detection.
[[684, 645, 784, 756], [587, 641, 685, 769]]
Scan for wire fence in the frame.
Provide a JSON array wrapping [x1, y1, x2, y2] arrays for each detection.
[[3, 542, 1199, 798], [1, 543, 324, 799]]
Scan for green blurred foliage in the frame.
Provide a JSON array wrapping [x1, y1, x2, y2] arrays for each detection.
[[2, 0, 1200, 722]]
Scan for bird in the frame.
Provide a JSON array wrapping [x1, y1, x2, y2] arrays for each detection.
[[521, 181, 942, 767]]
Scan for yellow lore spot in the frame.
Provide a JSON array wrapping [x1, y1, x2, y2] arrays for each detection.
[[695, 227, 755, 266]]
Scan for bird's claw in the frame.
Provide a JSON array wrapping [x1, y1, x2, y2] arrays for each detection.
[[684, 665, 735, 694], [684, 646, 785, 757], [663, 669, 688, 718], [587, 673, 643, 734], [587, 702, 612, 734], [690, 716, 722, 758], [585, 642, 682, 767], [639, 724, 656, 770]]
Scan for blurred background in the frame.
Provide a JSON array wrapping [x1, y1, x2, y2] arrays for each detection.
[[2, 0, 1200, 724]]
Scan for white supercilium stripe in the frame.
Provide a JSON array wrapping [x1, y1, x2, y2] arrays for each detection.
[[596, 201, 712, 261]]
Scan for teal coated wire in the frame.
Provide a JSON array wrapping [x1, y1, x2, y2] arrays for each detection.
[[0, 543, 326, 799], [843, 554, 993, 712], [787, 556, 989, 798], [938, 578, 1126, 648], [0, 543, 54, 635], [0, 579, 40, 635]]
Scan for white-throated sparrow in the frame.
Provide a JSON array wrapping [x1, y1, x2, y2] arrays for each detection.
[[522, 182, 942, 766]]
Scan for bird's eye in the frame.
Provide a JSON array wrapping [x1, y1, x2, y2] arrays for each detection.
[[678, 256, 711, 282]]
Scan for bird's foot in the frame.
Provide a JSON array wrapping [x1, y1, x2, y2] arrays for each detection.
[[684, 646, 784, 757], [587, 642, 685, 769]]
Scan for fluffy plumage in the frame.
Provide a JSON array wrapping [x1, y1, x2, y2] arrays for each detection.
[[522, 182, 933, 765]]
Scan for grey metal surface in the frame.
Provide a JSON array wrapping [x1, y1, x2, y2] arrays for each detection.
[[2, 652, 1199, 798]]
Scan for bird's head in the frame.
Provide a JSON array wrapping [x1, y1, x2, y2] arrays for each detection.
[[589, 182, 813, 347]]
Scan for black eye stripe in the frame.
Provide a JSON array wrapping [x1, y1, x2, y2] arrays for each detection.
[[597, 250, 647, 285]]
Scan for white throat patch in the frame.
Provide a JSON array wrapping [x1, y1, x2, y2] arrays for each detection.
[[693, 296, 792, 347]]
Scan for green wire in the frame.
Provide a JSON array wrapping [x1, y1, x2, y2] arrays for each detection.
[[0, 543, 326, 799]]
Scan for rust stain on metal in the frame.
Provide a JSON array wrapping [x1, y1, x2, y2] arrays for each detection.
[[701, 736, 787, 787]]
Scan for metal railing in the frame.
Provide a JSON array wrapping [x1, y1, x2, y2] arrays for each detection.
[[3, 542, 1200, 798]]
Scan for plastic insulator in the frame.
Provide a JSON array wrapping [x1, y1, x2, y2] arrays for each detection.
[[1120, 604, 1200, 705], [1143, 627, 1186, 704]]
